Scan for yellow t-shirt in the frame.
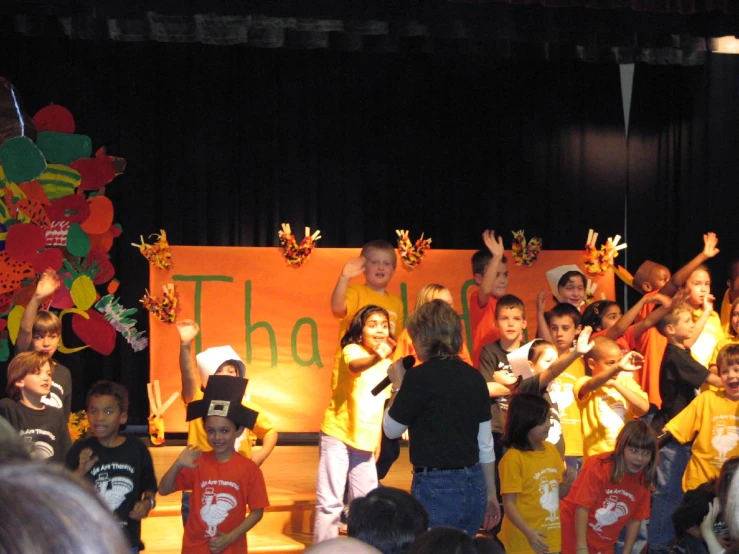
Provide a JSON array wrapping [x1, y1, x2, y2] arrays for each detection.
[[186, 388, 274, 458], [549, 357, 586, 457], [321, 343, 390, 452], [720, 289, 733, 331], [575, 373, 648, 459], [499, 442, 563, 554], [665, 389, 739, 491], [710, 335, 739, 367], [691, 309, 724, 368], [331, 283, 404, 390]]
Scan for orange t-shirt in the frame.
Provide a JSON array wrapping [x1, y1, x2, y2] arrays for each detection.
[[176, 451, 270, 554], [591, 326, 637, 355], [635, 326, 667, 408], [393, 328, 472, 366], [469, 290, 499, 367]]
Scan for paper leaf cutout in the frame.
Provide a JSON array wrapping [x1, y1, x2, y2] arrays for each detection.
[[70, 148, 126, 191], [71, 309, 116, 355], [140, 283, 178, 324], [396, 229, 431, 269], [33, 105, 75, 134], [583, 229, 627, 276], [132, 229, 172, 270], [0, 136, 46, 183], [68, 410, 90, 443], [511, 230, 542, 267], [96, 294, 148, 352], [277, 223, 321, 267]]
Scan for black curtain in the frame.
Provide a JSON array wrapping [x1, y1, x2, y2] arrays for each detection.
[[1, 35, 736, 423]]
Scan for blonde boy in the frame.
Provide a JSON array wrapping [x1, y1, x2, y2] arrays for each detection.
[[0, 351, 71, 463], [575, 337, 648, 459], [330, 240, 404, 389], [469, 230, 507, 365]]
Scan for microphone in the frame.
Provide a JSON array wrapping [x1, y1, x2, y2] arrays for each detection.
[[371, 355, 415, 396]]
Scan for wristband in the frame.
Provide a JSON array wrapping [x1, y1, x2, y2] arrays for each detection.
[[391, 387, 400, 393], [146, 496, 156, 510]]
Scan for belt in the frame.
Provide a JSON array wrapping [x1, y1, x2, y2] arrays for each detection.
[[412, 464, 474, 474]]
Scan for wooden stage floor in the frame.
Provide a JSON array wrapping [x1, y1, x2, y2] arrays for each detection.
[[143, 444, 414, 553]]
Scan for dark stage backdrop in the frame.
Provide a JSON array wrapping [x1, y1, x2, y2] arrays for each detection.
[[0, 36, 737, 423]]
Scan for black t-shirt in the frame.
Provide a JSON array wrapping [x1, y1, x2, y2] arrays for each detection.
[[0, 398, 71, 462], [479, 340, 517, 433], [652, 344, 710, 431], [388, 356, 491, 468], [43, 361, 72, 420], [66, 437, 158, 547]]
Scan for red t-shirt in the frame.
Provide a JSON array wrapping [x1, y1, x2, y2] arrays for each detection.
[[176, 451, 270, 554], [560, 453, 650, 554], [469, 290, 499, 367]]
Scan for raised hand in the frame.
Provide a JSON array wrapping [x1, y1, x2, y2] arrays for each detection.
[[618, 351, 644, 372], [176, 319, 200, 345], [34, 269, 60, 301], [574, 326, 594, 354], [77, 447, 98, 474], [703, 293, 715, 313], [341, 257, 366, 280], [176, 445, 202, 469], [649, 293, 673, 308], [536, 289, 549, 312], [703, 232, 720, 259], [482, 230, 505, 258]]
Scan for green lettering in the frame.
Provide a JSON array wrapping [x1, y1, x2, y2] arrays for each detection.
[[173, 274, 233, 352], [244, 280, 277, 366], [460, 279, 476, 354], [291, 317, 323, 368], [400, 282, 408, 327]]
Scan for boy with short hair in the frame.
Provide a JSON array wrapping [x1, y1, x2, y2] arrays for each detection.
[[330, 239, 404, 389], [65, 381, 157, 553], [0, 351, 71, 463], [647, 304, 724, 553], [15, 270, 71, 419], [176, 319, 277, 524], [546, 303, 586, 469], [575, 337, 648, 459], [159, 375, 269, 554], [469, 230, 507, 365]]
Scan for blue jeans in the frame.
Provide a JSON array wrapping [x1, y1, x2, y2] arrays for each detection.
[[412, 463, 487, 536], [647, 440, 692, 553]]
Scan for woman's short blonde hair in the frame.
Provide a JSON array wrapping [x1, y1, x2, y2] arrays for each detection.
[[406, 299, 462, 362]]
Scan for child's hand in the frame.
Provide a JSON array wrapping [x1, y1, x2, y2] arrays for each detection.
[[562, 466, 577, 487], [523, 526, 549, 554], [209, 531, 236, 553], [77, 447, 98, 474], [176, 319, 200, 345], [341, 257, 366, 280], [536, 289, 549, 312], [703, 232, 720, 259], [703, 294, 715, 313], [177, 445, 202, 469], [34, 269, 60, 300], [374, 336, 396, 360], [129, 498, 153, 521], [482, 230, 505, 258], [700, 497, 720, 541], [387, 356, 408, 389], [618, 351, 644, 372], [574, 326, 594, 354]]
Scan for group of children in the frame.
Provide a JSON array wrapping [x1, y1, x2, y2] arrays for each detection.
[[4, 229, 739, 553], [0, 271, 274, 554], [317, 231, 739, 554]]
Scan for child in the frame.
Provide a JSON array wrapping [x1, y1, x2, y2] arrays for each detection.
[[647, 327, 727, 552], [159, 375, 269, 554], [315, 305, 395, 542], [556, 270, 587, 309], [469, 230, 507, 362], [546, 303, 587, 471], [517, 328, 595, 458], [535, 266, 587, 345], [15, 269, 71, 419], [479, 294, 528, 438], [682, 266, 725, 369], [709, 297, 739, 374], [560, 420, 657, 554], [330, 239, 404, 391], [720, 259, 739, 329], [0, 351, 70, 462], [65, 381, 157, 552], [575, 338, 648, 459], [176, 319, 277, 524], [499, 393, 574, 554]]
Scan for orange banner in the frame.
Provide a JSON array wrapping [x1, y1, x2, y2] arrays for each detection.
[[149, 248, 614, 433]]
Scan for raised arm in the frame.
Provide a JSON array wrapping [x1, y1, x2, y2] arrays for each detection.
[[631, 293, 676, 343], [250, 428, 278, 467], [577, 351, 644, 400], [17, 270, 60, 352], [536, 290, 554, 342], [159, 445, 201, 495], [176, 319, 201, 404], [661, 232, 719, 295], [685, 294, 714, 349], [347, 338, 395, 373], [477, 230, 505, 309], [538, 326, 594, 389], [604, 295, 656, 340], [330, 257, 365, 318]]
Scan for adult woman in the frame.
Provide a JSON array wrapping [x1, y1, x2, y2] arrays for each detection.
[[383, 299, 500, 536]]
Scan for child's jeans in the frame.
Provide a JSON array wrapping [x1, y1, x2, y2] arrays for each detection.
[[647, 440, 692, 553]]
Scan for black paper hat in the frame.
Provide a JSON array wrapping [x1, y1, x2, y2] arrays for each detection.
[[186, 375, 259, 430]]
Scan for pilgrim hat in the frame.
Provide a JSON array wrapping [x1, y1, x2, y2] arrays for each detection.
[[186, 375, 258, 430]]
